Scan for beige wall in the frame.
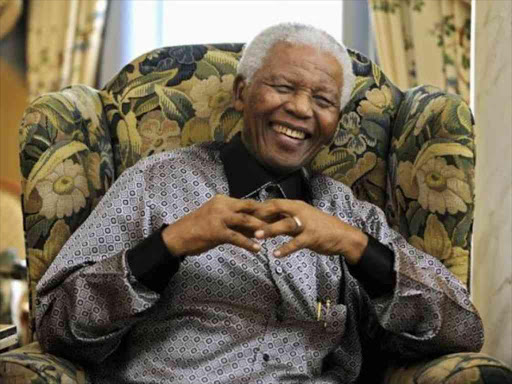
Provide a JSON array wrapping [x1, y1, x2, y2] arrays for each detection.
[[0, 59, 27, 184], [471, 0, 512, 366]]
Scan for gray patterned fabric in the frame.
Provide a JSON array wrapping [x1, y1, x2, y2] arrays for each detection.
[[36, 143, 483, 383]]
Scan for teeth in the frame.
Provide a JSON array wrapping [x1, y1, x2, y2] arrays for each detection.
[[272, 124, 306, 140]]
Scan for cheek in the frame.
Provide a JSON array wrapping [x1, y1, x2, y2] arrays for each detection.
[[253, 91, 282, 114]]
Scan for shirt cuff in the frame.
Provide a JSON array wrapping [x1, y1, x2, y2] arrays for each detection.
[[346, 234, 396, 299], [126, 224, 182, 293]]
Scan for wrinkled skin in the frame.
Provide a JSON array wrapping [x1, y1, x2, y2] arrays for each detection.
[[162, 43, 368, 264], [235, 42, 343, 175]]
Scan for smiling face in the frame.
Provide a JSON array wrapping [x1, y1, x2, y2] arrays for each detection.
[[234, 42, 344, 175]]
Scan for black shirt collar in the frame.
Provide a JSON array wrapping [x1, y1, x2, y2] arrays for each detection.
[[219, 133, 309, 201]]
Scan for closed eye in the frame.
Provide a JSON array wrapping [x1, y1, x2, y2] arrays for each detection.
[[273, 84, 294, 93], [313, 95, 335, 108]]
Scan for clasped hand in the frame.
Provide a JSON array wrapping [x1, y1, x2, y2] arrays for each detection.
[[162, 195, 368, 265]]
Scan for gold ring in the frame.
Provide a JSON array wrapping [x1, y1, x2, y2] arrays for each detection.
[[292, 216, 302, 230]]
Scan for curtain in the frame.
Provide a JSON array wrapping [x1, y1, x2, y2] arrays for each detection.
[[0, 0, 23, 39], [343, 0, 378, 62], [26, 0, 109, 101], [369, 0, 471, 104]]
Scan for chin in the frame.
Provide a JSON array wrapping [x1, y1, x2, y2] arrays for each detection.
[[264, 157, 304, 175]]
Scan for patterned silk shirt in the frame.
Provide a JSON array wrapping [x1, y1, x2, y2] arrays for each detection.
[[36, 140, 484, 384]]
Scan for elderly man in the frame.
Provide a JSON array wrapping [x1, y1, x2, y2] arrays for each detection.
[[36, 23, 483, 383]]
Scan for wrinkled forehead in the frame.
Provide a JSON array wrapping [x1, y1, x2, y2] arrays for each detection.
[[258, 41, 344, 90]]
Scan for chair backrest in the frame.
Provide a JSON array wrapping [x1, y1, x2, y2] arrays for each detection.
[[19, 43, 475, 340], [100, 44, 399, 208]]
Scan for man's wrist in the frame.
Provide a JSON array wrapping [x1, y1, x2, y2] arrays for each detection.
[[346, 234, 396, 298], [161, 223, 187, 258], [344, 230, 369, 265], [126, 224, 182, 292]]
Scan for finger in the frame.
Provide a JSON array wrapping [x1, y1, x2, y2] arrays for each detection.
[[225, 212, 268, 232], [232, 198, 262, 213], [253, 212, 285, 224], [231, 226, 257, 239], [254, 216, 301, 239], [252, 199, 302, 221], [223, 229, 261, 253], [273, 236, 306, 258], [211, 195, 261, 213], [251, 206, 287, 223]]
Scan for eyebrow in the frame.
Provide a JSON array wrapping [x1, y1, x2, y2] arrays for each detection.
[[266, 73, 289, 83]]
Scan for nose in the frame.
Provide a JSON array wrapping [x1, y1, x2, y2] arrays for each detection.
[[284, 92, 313, 119]]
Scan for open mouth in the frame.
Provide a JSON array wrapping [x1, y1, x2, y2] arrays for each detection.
[[271, 124, 310, 140]]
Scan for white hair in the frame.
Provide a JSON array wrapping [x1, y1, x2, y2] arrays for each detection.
[[237, 22, 356, 111]]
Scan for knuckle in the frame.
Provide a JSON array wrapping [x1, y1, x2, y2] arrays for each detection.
[[209, 196, 221, 209], [294, 237, 306, 248], [281, 242, 292, 252], [228, 230, 242, 242], [218, 227, 231, 241], [239, 213, 251, 224], [263, 225, 275, 236], [213, 194, 228, 206]]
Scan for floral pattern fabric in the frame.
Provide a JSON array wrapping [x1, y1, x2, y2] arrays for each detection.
[[2, 43, 500, 383], [384, 353, 512, 384], [18, 85, 114, 341], [1, 347, 510, 384], [26, 0, 108, 102], [369, 0, 472, 104], [0, 342, 86, 384]]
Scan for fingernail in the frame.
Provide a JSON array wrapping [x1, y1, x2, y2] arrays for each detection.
[[253, 243, 261, 251], [274, 250, 281, 257], [255, 230, 264, 238]]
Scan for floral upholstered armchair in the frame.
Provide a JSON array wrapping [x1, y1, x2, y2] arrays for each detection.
[[1, 44, 512, 384]]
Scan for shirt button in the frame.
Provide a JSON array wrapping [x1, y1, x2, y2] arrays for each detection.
[[275, 267, 283, 275], [262, 353, 270, 362]]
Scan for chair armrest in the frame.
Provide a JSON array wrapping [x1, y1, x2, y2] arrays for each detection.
[[20, 85, 115, 340], [0, 341, 86, 384], [387, 85, 476, 286], [20, 84, 115, 213], [383, 352, 512, 384]]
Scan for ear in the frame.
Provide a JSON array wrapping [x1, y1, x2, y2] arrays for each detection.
[[233, 75, 247, 112]]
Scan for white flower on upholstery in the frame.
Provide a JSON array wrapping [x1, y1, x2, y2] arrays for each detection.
[[334, 112, 376, 154], [416, 157, 471, 215], [139, 111, 181, 155], [37, 159, 90, 219], [190, 74, 234, 126]]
